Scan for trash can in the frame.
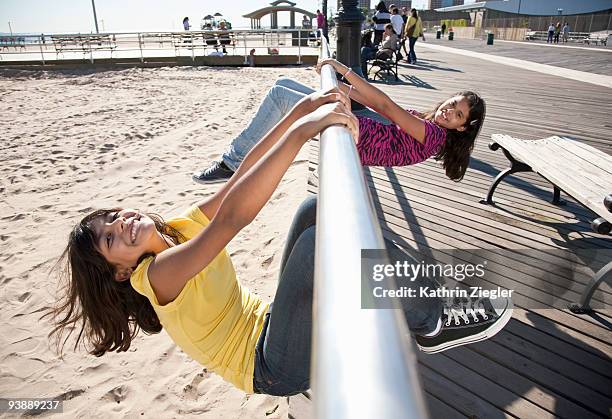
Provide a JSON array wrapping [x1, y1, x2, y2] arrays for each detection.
[[436, 30, 441, 39], [487, 32, 494, 45], [448, 31, 454, 41]]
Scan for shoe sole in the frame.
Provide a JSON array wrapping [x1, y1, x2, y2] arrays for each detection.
[[417, 298, 514, 354], [192, 175, 230, 185]]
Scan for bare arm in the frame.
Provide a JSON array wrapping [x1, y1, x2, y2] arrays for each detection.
[[148, 99, 358, 305], [319, 58, 427, 144], [197, 88, 349, 219]]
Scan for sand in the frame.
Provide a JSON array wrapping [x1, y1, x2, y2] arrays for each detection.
[[0, 65, 318, 418]]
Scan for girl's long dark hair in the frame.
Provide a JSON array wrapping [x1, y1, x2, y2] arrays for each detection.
[[421, 91, 486, 181], [45, 209, 185, 357]]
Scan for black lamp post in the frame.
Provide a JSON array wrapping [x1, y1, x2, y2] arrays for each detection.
[[335, 0, 365, 77]]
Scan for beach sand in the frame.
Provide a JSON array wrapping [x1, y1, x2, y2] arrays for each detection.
[[0, 66, 318, 418]]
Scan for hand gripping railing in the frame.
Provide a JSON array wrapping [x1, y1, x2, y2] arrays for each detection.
[[311, 33, 429, 419]]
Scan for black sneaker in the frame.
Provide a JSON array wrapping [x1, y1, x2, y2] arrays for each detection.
[[416, 295, 513, 354], [192, 161, 234, 184]]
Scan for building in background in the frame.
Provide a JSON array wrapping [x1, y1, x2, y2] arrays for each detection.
[[334, 0, 412, 12], [429, 0, 611, 33], [336, 0, 371, 11], [429, 0, 463, 9], [393, 1, 414, 10]]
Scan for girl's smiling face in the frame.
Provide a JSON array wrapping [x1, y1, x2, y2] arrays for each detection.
[[91, 209, 164, 279], [434, 95, 471, 131]]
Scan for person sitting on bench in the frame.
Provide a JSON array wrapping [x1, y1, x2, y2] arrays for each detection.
[[360, 23, 398, 80]]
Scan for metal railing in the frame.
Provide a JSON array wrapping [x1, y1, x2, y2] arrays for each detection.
[[312, 34, 429, 419], [0, 29, 322, 64]]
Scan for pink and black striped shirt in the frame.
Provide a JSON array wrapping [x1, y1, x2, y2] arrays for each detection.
[[356, 110, 447, 167]]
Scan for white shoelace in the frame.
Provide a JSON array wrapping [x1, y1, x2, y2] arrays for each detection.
[[444, 298, 489, 326]]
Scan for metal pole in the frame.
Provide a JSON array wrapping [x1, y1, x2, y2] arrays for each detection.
[[39, 34, 45, 65], [91, 0, 100, 34], [297, 29, 302, 64], [138, 33, 143, 63], [244, 32, 248, 64], [313, 35, 429, 419], [336, 0, 365, 110], [8, 21, 13, 36], [322, 0, 328, 41]]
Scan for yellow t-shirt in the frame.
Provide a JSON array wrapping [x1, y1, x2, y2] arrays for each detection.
[[405, 16, 422, 38], [130, 205, 270, 393]]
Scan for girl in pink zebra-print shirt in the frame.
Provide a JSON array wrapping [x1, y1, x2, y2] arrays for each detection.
[[192, 59, 486, 184], [319, 58, 486, 181]]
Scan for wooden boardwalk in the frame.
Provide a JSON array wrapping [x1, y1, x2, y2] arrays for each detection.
[[296, 46, 612, 418], [425, 38, 612, 76]]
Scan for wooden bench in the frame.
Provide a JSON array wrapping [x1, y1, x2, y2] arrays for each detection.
[[139, 32, 174, 48], [481, 134, 612, 313], [365, 43, 401, 82], [0, 36, 26, 51], [51, 34, 116, 59], [584, 33, 609, 46]]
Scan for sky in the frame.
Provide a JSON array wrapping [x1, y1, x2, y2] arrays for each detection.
[[0, 0, 433, 34]]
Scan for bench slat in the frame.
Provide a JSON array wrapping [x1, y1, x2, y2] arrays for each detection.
[[492, 134, 612, 223], [535, 136, 612, 177], [520, 138, 612, 192], [493, 135, 612, 187], [569, 140, 612, 176], [535, 142, 612, 194]]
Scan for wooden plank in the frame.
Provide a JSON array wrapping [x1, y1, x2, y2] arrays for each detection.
[[420, 364, 512, 418], [470, 339, 612, 417], [503, 318, 612, 378], [493, 328, 612, 395], [422, 392, 468, 419], [419, 350, 558, 419], [441, 346, 604, 419]]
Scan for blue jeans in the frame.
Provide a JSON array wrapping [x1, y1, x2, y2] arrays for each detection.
[[408, 37, 418, 63], [252, 196, 443, 396], [221, 78, 315, 171], [360, 46, 378, 79]]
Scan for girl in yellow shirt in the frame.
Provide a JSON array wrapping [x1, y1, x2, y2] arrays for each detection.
[[47, 89, 358, 395]]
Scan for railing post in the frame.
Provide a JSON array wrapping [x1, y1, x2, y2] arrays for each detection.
[[298, 29, 302, 64], [244, 32, 248, 64], [312, 35, 429, 419], [191, 34, 195, 63], [39, 34, 45, 65], [139, 33, 144, 63]]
